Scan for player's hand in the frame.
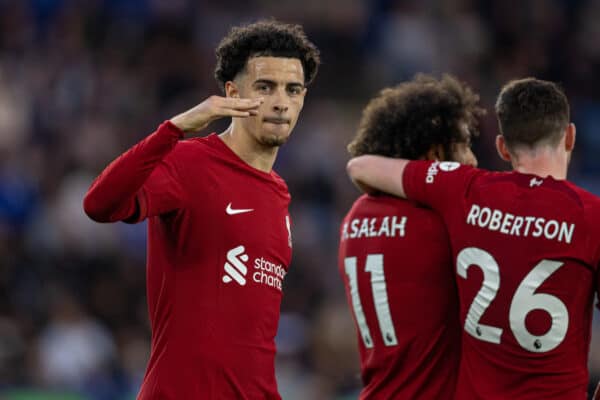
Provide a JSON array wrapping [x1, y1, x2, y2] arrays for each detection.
[[170, 96, 263, 134]]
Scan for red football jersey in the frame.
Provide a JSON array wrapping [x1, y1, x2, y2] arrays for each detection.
[[338, 194, 461, 399], [84, 122, 292, 399], [403, 160, 600, 400]]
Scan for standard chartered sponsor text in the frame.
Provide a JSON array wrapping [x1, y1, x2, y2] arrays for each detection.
[[466, 204, 575, 244], [253, 256, 286, 291]]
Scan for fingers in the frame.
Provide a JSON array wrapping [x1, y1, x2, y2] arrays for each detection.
[[221, 109, 255, 118], [171, 95, 264, 133], [210, 96, 263, 118], [214, 97, 264, 110], [215, 96, 264, 111]]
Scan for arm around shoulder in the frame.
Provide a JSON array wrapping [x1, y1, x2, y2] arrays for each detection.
[[346, 155, 409, 198]]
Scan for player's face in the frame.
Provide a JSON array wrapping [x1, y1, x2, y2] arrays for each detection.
[[234, 56, 307, 147]]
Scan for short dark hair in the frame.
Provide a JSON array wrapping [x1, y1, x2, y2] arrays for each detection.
[[495, 78, 569, 149], [214, 20, 320, 90], [348, 74, 484, 159]]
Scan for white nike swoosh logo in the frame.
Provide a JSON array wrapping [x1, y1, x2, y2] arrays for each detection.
[[226, 203, 254, 215]]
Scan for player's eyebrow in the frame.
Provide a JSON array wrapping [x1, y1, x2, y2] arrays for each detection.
[[253, 79, 276, 86], [287, 82, 305, 89], [253, 79, 305, 87]]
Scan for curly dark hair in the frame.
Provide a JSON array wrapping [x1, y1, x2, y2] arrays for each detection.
[[348, 74, 485, 160], [214, 19, 320, 90], [495, 78, 569, 149]]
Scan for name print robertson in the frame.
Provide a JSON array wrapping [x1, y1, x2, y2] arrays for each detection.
[[466, 204, 575, 244]]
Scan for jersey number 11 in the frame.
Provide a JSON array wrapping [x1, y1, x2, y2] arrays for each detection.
[[344, 255, 398, 348]]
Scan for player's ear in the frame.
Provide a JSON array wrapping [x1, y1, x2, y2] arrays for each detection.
[[564, 123, 576, 152], [225, 81, 240, 98], [425, 144, 445, 161], [495, 135, 512, 162]]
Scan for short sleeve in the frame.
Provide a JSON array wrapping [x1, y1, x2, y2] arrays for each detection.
[[402, 160, 479, 217]]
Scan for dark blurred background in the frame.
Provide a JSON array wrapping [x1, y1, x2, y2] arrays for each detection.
[[0, 0, 599, 399]]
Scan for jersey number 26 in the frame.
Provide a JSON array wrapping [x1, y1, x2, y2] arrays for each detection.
[[458, 247, 568, 353]]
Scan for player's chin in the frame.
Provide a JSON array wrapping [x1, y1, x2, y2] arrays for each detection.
[[260, 133, 289, 148], [260, 129, 291, 147]]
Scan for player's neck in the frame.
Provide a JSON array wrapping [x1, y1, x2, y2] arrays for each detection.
[[511, 147, 568, 180], [219, 125, 278, 173]]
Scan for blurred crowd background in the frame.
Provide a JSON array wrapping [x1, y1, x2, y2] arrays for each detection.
[[1, 0, 600, 399]]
